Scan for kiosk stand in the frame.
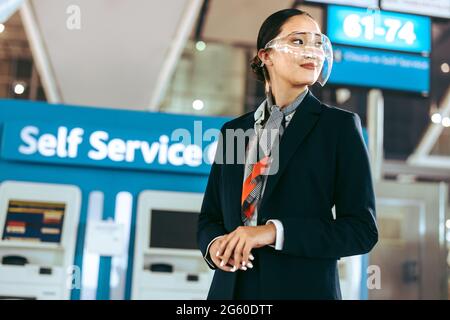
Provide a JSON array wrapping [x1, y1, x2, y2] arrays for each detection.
[[0, 181, 81, 299], [131, 191, 213, 300]]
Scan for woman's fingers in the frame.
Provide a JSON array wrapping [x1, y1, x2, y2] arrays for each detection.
[[211, 251, 235, 272], [233, 239, 246, 270], [213, 227, 257, 272], [226, 257, 236, 266], [220, 235, 239, 270], [217, 262, 234, 272], [210, 237, 234, 272], [242, 243, 254, 269], [216, 233, 233, 257], [209, 238, 223, 262]]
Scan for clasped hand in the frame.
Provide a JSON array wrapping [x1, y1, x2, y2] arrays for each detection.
[[208, 224, 276, 272]]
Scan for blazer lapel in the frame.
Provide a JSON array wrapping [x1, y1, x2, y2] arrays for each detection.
[[258, 90, 323, 218]]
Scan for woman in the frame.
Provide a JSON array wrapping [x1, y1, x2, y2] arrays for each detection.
[[197, 8, 378, 300]]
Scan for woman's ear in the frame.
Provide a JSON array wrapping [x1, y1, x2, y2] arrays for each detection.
[[258, 49, 273, 67]]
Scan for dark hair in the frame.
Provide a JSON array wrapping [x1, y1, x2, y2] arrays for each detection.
[[250, 8, 314, 82]]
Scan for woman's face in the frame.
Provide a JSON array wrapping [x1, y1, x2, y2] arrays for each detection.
[[260, 15, 322, 87]]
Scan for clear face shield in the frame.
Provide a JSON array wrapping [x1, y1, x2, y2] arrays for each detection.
[[263, 31, 333, 87]]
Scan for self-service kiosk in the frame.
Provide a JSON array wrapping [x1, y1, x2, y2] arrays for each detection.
[[0, 99, 227, 299], [132, 191, 213, 300], [0, 181, 81, 299]]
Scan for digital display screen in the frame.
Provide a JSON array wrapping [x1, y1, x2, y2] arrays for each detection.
[[329, 45, 430, 94], [149, 209, 198, 250], [327, 5, 431, 54], [2, 200, 65, 243]]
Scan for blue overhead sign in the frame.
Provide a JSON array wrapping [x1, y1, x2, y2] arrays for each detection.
[[327, 5, 431, 55], [0, 118, 224, 175], [329, 45, 430, 94]]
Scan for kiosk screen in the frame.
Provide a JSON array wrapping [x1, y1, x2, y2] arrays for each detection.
[[2, 200, 65, 243], [150, 210, 198, 250]]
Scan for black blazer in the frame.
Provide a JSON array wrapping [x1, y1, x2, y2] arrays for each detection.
[[197, 90, 378, 300]]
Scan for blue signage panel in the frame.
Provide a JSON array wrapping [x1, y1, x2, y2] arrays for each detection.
[[327, 5, 431, 54], [329, 45, 430, 94], [1, 118, 224, 175]]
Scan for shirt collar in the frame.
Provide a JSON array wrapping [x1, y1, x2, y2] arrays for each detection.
[[254, 87, 309, 125]]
